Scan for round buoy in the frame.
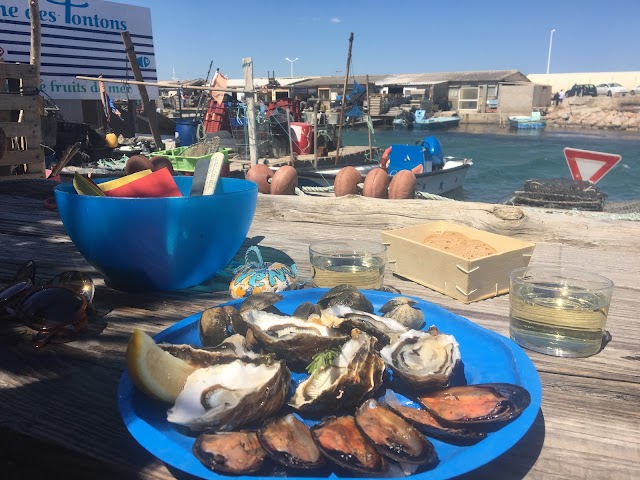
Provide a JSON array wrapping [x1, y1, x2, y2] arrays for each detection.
[[388, 170, 417, 199], [150, 156, 175, 175], [125, 155, 154, 175], [270, 165, 298, 195], [362, 168, 389, 199], [333, 166, 362, 196], [105, 132, 118, 149], [245, 164, 274, 194]]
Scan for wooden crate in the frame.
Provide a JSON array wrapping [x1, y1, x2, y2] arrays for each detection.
[[0, 62, 45, 180]]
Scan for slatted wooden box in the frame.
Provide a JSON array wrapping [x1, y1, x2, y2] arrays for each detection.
[[381, 221, 536, 303], [0, 62, 45, 180]]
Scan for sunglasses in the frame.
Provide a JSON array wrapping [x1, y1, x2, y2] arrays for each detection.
[[1, 261, 95, 348]]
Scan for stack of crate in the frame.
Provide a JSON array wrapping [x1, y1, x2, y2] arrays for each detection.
[[0, 62, 45, 180], [368, 95, 388, 116]]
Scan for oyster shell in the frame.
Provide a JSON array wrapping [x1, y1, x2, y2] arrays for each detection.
[[380, 326, 460, 389], [416, 383, 531, 428], [239, 292, 284, 314], [288, 329, 384, 414], [320, 305, 408, 346], [167, 358, 290, 432], [257, 414, 325, 469], [159, 334, 261, 367], [193, 431, 266, 474], [240, 309, 347, 367], [311, 415, 388, 474], [383, 389, 486, 445]]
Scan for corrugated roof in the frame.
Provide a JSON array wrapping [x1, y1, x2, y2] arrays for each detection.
[[375, 70, 527, 85]]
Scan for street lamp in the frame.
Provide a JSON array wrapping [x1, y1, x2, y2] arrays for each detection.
[[285, 57, 299, 77], [546, 29, 556, 85]]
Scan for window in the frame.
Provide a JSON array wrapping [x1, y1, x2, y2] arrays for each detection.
[[487, 85, 498, 97], [458, 86, 479, 110]]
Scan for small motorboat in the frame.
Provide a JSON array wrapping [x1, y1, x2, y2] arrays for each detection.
[[413, 110, 461, 129], [509, 112, 546, 129]]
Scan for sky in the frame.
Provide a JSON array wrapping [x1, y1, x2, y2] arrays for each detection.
[[117, 0, 639, 81]]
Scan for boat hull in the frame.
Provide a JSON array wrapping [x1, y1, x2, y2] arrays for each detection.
[[295, 161, 471, 196], [413, 117, 461, 129]]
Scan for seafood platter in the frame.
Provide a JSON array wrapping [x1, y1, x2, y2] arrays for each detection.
[[118, 286, 541, 479]]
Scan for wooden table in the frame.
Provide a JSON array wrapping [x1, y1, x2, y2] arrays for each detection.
[[1, 180, 639, 479]]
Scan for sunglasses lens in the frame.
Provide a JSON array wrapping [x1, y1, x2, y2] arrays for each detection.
[[47, 271, 95, 304], [0, 279, 33, 308], [18, 287, 86, 330]]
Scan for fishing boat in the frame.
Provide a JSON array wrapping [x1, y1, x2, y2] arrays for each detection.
[[509, 112, 546, 129], [294, 136, 472, 196], [413, 110, 461, 129]]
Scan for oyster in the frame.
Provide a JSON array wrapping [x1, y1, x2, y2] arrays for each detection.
[[320, 305, 408, 346], [383, 390, 486, 445], [257, 414, 325, 469], [288, 329, 384, 414], [417, 383, 531, 428], [240, 309, 347, 367], [159, 334, 261, 367], [167, 358, 290, 432], [379, 297, 425, 330], [317, 284, 374, 313], [380, 326, 460, 390], [193, 431, 266, 474], [311, 415, 388, 474], [355, 399, 437, 466]]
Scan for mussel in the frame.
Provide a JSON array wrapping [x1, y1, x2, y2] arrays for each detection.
[[193, 431, 266, 474], [383, 390, 486, 445], [379, 297, 425, 330], [317, 284, 374, 313], [238, 292, 284, 315], [257, 414, 325, 469], [355, 399, 438, 466], [311, 415, 388, 474], [416, 383, 531, 429]]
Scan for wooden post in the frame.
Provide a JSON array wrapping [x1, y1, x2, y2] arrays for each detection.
[[29, 0, 41, 77], [335, 32, 354, 165], [313, 103, 318, 168], [242, 57, 258, 166], [365, 74, 372, 161], [121, 31, 163, 150]]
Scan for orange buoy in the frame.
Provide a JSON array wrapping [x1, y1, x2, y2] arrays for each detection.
[[334, 166, 362, 196], [362, 168, 389, 199], [245, 164, 274, 194], [388, 170, 417, 199], [270, 165, 298, 195]]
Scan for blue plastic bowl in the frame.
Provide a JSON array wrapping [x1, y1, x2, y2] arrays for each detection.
[[54, 177, 258, 292]]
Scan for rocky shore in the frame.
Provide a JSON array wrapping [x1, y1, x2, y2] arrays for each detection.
[[545, 96, 640, 131]]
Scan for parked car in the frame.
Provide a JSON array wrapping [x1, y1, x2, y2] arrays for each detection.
[[631, 86, 640, 95], [565, 84, 598, 97], [596, 83, 628, 97]]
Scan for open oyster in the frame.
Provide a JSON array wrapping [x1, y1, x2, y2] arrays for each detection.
[[240, 310, 348, 367], [167, 358, 290, 432], [380, 326, 460, 390], [320, 305, 408, 346], [288, 329, 384, 414]]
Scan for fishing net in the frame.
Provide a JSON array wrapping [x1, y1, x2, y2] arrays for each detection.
[[510, 178, 607, 211]]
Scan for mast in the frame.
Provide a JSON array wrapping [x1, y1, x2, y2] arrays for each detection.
[[365, 74, 372, 161], [335, 32, 354, 165]]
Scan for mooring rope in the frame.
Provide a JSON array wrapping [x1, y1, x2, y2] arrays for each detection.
[[296, 184, 456, 201]]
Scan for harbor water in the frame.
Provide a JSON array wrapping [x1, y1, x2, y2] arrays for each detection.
[[342, 125, 640, 204]]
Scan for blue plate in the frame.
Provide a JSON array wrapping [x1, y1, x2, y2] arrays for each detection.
[[118, 289, 542, 479]]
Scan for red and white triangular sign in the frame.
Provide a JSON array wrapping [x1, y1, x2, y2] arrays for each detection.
[[564, 147, 621, 184]]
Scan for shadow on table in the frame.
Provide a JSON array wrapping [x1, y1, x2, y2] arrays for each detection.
[[453, 408, 546, 479]]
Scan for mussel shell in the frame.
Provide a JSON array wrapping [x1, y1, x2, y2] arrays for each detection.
[[257, 414, 325, 469], [355, 399, 437, 465], [311, 415, 388, 474], [416, 383, 531, 429], [239, 292, 284, 314], [292, 302, 322, 320], [317, 285, 374, 313], [198, 307, 231, 347], [383, 390, 486, 445], [379, 297, 424, 330], [193, 431, 266, 474]]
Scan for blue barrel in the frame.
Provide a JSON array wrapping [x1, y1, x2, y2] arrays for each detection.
[[175, 119, 198, 147]]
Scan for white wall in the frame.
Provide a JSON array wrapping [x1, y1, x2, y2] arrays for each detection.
[[527, 72, 640, 92]]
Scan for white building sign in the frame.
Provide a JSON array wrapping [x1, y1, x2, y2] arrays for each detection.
[[0, 0, 158, 100]]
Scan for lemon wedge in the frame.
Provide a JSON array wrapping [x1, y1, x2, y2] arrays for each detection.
[[126, 328, 196, 403]]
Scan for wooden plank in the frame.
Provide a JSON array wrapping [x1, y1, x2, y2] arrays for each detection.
[[0, 121, 40, 137], [0, 148, 43, 167], [0, 63, 37, 79], [0, 95, 39, 110]]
